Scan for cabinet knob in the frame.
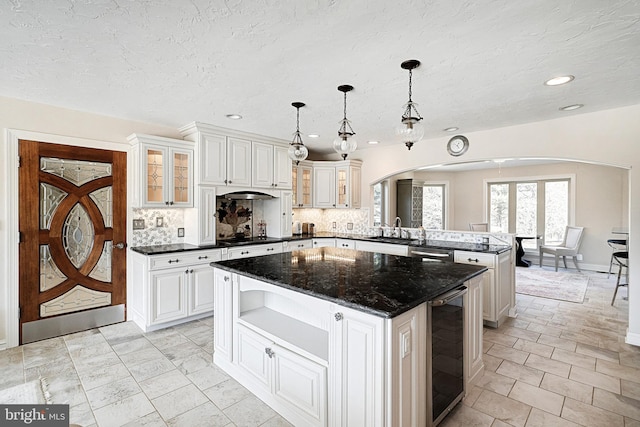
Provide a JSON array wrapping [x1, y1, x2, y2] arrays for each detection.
[[198, 255, 209, 260], [224, 276, 229, 281], [190, 269, 194, 273], [228, 180, 232, 184], [265, 348, 275, 358], [224, 179, 228, 184], [274, 184, 277, 187], [334, 312, 343, 321], [185, 269, 189, 274], [165, 201, 169, 205], [169, 201, 174, 205], [168, 259, 180, 264]]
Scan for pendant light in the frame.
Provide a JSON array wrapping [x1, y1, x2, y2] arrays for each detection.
[[288, 102, 309, 165], [396, 59, 425, 150], [333, 85, 357, 160]]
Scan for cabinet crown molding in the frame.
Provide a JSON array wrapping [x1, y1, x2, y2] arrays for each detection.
[[127, 133, 194, 148], [178, 121, 289, 147]]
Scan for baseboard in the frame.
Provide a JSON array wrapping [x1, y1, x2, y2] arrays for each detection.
[[625, 329, 640, 347], [527, 255, 608, 273]]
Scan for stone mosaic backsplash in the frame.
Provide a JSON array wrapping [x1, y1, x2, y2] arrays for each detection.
[[131, 208, 184, 246]]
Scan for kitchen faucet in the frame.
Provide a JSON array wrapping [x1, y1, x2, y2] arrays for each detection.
[[393, 217, 402, 238]]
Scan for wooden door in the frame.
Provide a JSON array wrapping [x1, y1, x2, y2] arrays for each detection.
[[19, 140, 127, 343]]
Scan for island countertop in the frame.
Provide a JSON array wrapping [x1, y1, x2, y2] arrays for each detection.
[[211, 247, 487, 318]]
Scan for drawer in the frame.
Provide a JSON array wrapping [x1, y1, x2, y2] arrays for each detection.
[[454, 251, 495, 268], [285, 240, 313, 251], [149, 249, 223, 270], [227, 243, 283, 260], [335, 238, 355, 249]]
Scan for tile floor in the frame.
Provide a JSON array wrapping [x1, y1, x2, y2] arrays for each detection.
[[0, 267, 638, 427]]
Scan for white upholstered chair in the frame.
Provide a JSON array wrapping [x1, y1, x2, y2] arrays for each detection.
[[539, 226, 585, 271], [469, 223, 488, 232]]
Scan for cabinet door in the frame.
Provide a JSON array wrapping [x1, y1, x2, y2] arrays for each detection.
[[281, 191, 293, 237], [350, 164, 362, 209], [200, 133, 227, 185], [329, 307, 384, 427], [198, 187, 217, 245], [312, 239, 336, 248], [142, 144, 169, 207], [170, 147, 193, 207], [299, 165, 313, 207], [496, 252, 513, 321], [228, 137, 252, 186], [273, 344, 327, 426], [482, 269, 496, 322], [313, 167, 336, 208], [335, 165, 349, 208], [189, 264, 215, 315], [465, 275, 484, 385], [292, 166, 298, 206], [336, 239, 355, 249], [237, 325, 272, 391], [273, 145, 293, 189], [252, 142, 274, 188], [150, 268, 188, 324], [213, 269, 233, 362]]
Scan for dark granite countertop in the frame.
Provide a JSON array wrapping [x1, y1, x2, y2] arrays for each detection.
[[211, 247, 487, 318], [131, 233, 511, 256]]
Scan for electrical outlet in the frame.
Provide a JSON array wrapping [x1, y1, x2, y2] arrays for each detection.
[[177, 228, 185, 237], [132, 219, 145, 230], [347, 222, 353, 230], [332, 222, 337, 229], [156, 217, 164, 227]]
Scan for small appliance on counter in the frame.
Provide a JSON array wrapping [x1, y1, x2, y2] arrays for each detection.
[[293, 221, 302, 235], [302, 222, 315, 235]]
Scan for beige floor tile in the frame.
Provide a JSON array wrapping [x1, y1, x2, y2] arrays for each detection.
[[186, 365, 230, 391], [475, 370, 516, 396], [93, 392, 156, 427], [500, 327, 541, 342], [597, 359, 640, 384], [111, 336, 155, 356], [561, 397, 625, 427], [439, 403, 494, 427], [78, 362, 131, 391], [172, 350, 214, 376], [462, 385, 483, 407], [622, 380, 640, 401], [203, 379, 252, 410], [69, 401, 97, 427], [569, 365, 621, 394], [552, 348, 597, 369], [166, 402, 230, 427], [525, 407, 581, 427], [138, 369, 192, 400], [472, 389, 531, 427], [151, 383, 208, 421], [540, 372, 594, 404], [560, 330, 602, 347], [593, 388, 640, 421], [119, 346, 166, 368], [575, 342, 620, 362], [496, 360, 544, 387], [491, 419, 512, 427], [525, 353, 571, 378], [260, 416, 295, 427], [526, 323, 563, 337], [512, 338, 554, 358], [484, 331, 519, 347], [625, 417, 640, 427], [85, 375, 141, 410], [537, 334, 577, 351], [128, 357, 176, 383], [619, 350, 640, 369], [482, 354, 504, 372], [508, 380, 564, 416], [487, 344, 529, 365], [122, 411, 167, 427], [223, 395, 278, 427]]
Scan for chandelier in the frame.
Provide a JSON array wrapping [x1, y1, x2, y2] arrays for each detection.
[[395, 59, 425, 150]]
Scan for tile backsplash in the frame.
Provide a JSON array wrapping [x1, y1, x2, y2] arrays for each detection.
[[132, 208, 184, 246], [292, 208, 371, 235]]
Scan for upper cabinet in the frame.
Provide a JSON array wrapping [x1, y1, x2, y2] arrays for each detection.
[[180, 122, 291, 189], [128, 134, 194, 208], [312, 160, 361, 209], [293, 160, 313, 208]]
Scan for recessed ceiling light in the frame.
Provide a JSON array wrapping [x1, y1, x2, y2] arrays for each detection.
[[544, 75, 574, 86], [226, 114, 242, 120], [307, 134, 320, 138], [443, 127, 459, 132], [559, 104, 584, 111], [368, 140, 379, 145]]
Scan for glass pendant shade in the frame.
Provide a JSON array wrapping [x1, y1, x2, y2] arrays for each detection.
[[334, 85, 357, 160], [397, 60, 425, 150], [288, 102, 309, 165]]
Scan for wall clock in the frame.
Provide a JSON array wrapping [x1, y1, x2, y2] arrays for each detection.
[[447, 135, 469, 157]]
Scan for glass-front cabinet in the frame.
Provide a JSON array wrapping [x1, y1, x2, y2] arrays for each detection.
[[293, 160, 313, 208]]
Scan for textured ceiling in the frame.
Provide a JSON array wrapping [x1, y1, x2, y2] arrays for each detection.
[[2, 1, 639, 155]]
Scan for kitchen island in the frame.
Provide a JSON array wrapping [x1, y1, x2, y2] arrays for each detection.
[[211, 247, 487, 427]]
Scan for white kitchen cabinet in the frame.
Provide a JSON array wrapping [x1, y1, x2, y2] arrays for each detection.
[[312, 238, 336, 248], [226, 242, 283, 260], [354, 240, 409, 256], [252, 142, 293, 189], [274, 145, 293, 189], [292, 161, 313, 208], [262, 191, 293, 239], [129, 248, 222, 332], [312, 160, 362, 209], [335, 238, 355, 249], [283, 239, 313, 251], [213, 269, 233, 363], [464, 274, 484, 386], [128, 134, 194, 208], [184, 186, 217, 246], [455, 250, 513, 327], [227, 137, 252, 186]]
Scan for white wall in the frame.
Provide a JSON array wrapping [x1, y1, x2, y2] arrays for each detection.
[[1, 96, 639, 347]]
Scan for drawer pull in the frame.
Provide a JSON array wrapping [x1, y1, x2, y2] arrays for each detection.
[[265, 348, 275, 358], [241, 251, 249, 255], [198, 255, 209, 260], [168, 259, 180, 264], [334, 312, 343, 321], [467, 258, 480, 263], [267, 248, 274, 251]]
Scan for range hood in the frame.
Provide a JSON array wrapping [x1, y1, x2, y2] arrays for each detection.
[[219, 191, 275, 200]]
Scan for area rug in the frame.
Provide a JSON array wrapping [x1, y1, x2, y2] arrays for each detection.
[[516, 267, 589, 303], [0, 377, 52, 404]]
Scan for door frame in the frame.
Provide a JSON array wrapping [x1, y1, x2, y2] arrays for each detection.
[[3, 129, 130, 349]]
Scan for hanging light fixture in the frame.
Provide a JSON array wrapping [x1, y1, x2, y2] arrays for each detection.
[[333, 85, 357, 160], [288, 102, 309, 165], [396, 59, 425, 150]]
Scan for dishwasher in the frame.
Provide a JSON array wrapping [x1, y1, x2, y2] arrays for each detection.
[[408, 245, 454, 262], [427, 285, 467, 426]]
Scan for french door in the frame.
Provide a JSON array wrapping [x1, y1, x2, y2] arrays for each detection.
[[19, 140, 127, 344]]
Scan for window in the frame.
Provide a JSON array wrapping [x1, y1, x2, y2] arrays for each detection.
[[488, 177, 572, 249], [373, 182, 383, 226], [422, 184, 445, 229]]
